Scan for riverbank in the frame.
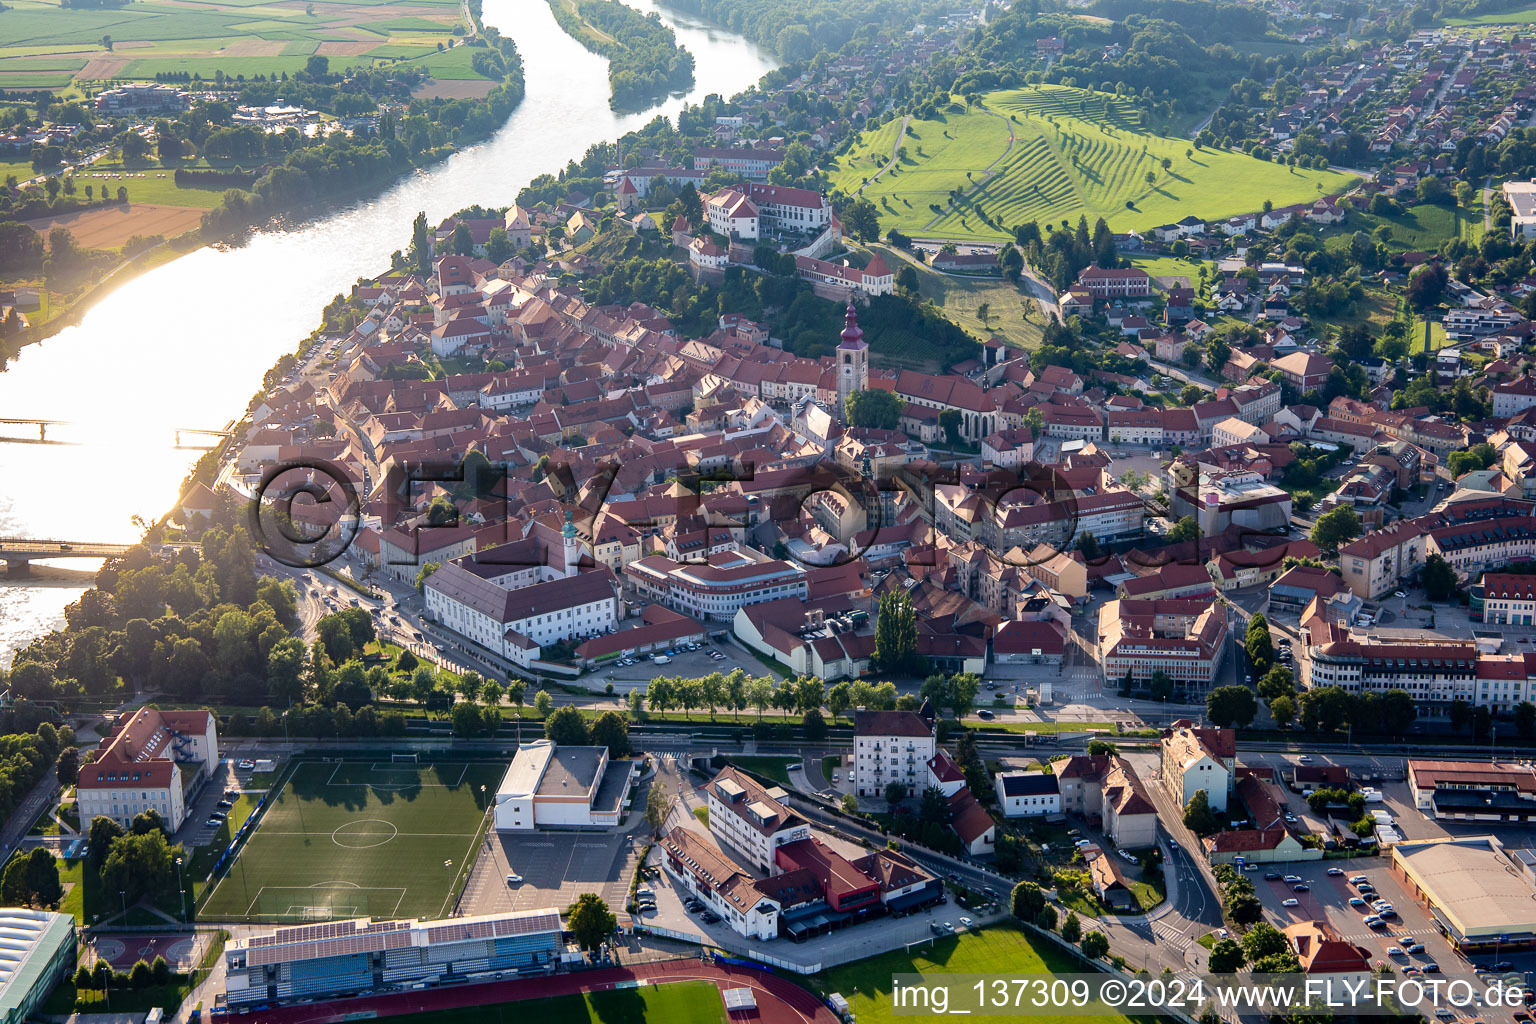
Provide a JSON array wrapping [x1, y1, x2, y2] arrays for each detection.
[[546, 0, 695, 110], [0, 0, 778, 665]]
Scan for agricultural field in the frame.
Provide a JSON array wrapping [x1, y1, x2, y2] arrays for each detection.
[[22, 202, 204, 248], [0, 0, 474, 93], [832, 85, 1357, 242], [199, 759, 502, 923]]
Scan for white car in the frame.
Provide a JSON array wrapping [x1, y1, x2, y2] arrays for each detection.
[[959, 917, 974, 927], [1282, 898, 1300, 907], [1394, 591, 1407, 599], [506, 874, 523, 885], [1387, 947, 1405, 957]]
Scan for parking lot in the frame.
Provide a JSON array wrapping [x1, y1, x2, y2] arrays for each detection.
[[588, 635, 758, 695], [460, 828, 639, 918]]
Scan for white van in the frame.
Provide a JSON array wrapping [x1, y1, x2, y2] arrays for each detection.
[[653, 655, 671, 665]]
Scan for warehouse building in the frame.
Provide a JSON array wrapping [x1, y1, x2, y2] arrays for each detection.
[[1392, 836, 1536, 951], [1408, 760, 1536, 822], [0, 908, 76, 1024], [223, 909, 563, 1007]]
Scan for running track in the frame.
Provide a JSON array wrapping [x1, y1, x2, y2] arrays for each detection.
[[240, 958, 838, 1024]]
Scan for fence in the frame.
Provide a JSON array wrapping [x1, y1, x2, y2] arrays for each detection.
[[743, 950, 822, 975], [635, 923, 705, 945]]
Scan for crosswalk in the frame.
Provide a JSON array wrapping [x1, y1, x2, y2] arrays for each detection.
[[647, 749, 693, 764], [1151, 920, 1194, 952]]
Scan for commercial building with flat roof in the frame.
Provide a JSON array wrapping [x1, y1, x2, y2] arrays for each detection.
[[493, 740, 635, 831], [222, 909, 562, 1007], [1408, 760, 1536, 822], [0, 909, 75, 1024], [1392, 836, 1536, 950], [1505, 180, 1536, 240]]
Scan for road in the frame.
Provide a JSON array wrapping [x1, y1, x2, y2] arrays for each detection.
[[853, 114, 912, 195]]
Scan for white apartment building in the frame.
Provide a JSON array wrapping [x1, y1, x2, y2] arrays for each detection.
[[76, 707, 219, 831], [852, 708, 937, 799], [704, 767, 810, 874], [1160, 722, 1234, 814]]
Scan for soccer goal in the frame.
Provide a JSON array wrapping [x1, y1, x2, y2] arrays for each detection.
[[391, 753, 419, 764]]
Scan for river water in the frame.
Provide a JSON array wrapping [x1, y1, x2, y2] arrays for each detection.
[[0, 0, 777, 663]]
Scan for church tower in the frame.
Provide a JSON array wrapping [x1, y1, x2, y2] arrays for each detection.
[[562, 508, 581, 576], [836, 300, 868, 423]]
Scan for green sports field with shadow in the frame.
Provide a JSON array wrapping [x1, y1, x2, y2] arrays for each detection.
[[200, 759, 503, 923]]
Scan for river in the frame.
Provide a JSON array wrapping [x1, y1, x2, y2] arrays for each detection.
[[0, 0, 777, 664]]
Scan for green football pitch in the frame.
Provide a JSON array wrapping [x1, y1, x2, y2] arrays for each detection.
[[200, 760, 504, 923]]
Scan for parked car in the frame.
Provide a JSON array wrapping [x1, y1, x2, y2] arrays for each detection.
[[1348, 898, 1367, 909], [1282, 898, 1300, 907], [1265, 872, 1281, 881], [960, 917, 974, 928], [237, 760, 256, 770], [1349, 876, 1369, 885], [1283, 875, 1303, 884], [976, 710, 995, 720], [1387, 947, 1405, 957], [1422, 963, 1440, 974], [205, 817, 222, 827], [506, 874, 523, 885], [1292, 884, 1310, 893], [1326, 867, 1344, 876]]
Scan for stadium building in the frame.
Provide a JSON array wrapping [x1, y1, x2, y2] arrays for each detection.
[[222, 909, 563, 1008], [0, 909, 76, 1024]]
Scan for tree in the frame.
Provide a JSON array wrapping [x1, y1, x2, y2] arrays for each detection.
[[1206, 336, 1231, 374], [1061, 911, 1082, 942], [872, 591, 923, 675], [450, 702, 484, 737], [100, 829, 184, 907], [414, 560, 440, 593], [1448, 697, 1472, 734], [1208, 937, 1245, 973], [939, 408, 963, 447], [544, 705, 589, 745], [843, 197, 880, 241], [1310, 506, 1361, 555], [1011, 880, 1046, 920], [56, 746, 80, 786], [1516, 701, 1536, 741], [88, 816, 124, 868], [1206, 686, 1257, 729], [450, 221, 474, 256], [1421, 553, 1457, 601], [1183, 789, 1217, 835], [566, 892, 616, 951], [844, 388, 905, 429], [1168, 516, 1199, 543], [409, 210, 431, 277], [1406, 263, 1448, 311], [485, 227, 513, 264], [884, 781, 908, 805], [130, 960, 153, 989], [644, 778, 673, 834], [1080, 930, 1109, 960], [590, 711, 629, 756], [1269, 694, 1297, 729], [1086, 739, 1118, 756], [1241, 921, 1289, 963], [1245, 615, 1273, 674], [841, 792, 858, 813], [533, 689, 553, 718], [305, 54, 330, 77]]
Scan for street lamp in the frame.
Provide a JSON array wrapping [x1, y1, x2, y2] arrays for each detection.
[[174, 857, 184, 922]]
